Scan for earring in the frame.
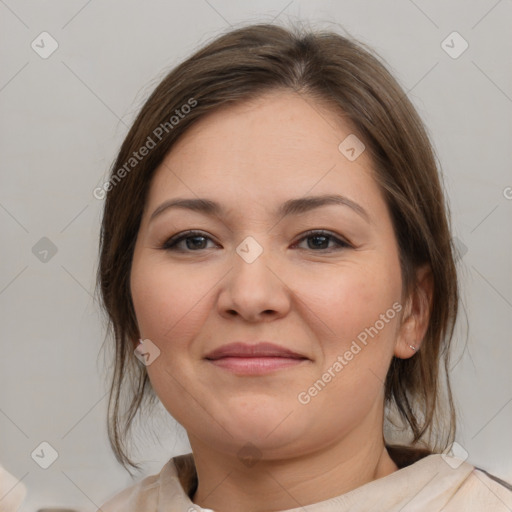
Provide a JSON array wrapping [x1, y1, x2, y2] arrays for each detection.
[[409, 344, 417, 351]]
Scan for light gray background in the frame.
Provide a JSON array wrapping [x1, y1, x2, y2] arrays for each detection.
[[1, 1, 511, 511]]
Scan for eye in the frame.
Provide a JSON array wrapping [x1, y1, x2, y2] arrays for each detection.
[[161, 230, 218, 251], [293, 230, 352, 252], [161, 229, 352, 253]]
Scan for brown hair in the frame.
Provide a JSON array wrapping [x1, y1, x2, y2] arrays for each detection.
[[96, 21, 459, 471]]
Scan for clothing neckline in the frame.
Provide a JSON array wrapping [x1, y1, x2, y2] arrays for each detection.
[[168, 444, 452, 508]]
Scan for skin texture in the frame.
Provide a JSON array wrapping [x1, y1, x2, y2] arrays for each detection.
[[130, 90, 433, 512]]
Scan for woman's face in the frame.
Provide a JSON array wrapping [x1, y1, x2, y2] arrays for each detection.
[[130, 90, 412, 460]]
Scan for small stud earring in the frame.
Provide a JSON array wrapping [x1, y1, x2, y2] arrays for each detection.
[[409, 344, 417, 351]]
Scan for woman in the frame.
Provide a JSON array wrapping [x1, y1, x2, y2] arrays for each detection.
[[95, 22, 512, 511]]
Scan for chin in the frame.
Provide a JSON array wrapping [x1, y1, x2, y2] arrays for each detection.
[[223, 413, 307, 450], [203, 427, 304, 461]]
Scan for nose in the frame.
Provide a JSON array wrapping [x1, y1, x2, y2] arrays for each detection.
[[216, 236, 292, 323]]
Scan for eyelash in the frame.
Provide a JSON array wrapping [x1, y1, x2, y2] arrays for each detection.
[[161, 229, 352, 253]]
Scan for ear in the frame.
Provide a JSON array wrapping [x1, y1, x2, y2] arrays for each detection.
[[394, 264, 433, 359]]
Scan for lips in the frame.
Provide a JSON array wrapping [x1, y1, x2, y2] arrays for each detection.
[[204, 342, 309, 376], [204, 342, 307, 360]]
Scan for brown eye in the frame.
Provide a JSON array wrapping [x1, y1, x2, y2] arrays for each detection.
[[162, 231, 218, 251], [293, 230, 352, 252]]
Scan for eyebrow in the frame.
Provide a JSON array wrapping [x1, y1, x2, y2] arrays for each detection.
[[149, 194, 370, 223]]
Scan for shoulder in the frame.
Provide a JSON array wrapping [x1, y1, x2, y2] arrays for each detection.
[[387, 446, 512, 510], [430, 459, 512, 511], [97, 461, 172, 512], [447, 466, 512, 509], [0, 464, 27, 512]]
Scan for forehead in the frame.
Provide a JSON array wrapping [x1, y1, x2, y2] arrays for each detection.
[[144, 90, 382, 218]]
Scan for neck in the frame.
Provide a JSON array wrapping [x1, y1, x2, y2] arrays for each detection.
[[189, 427, 398, 512]]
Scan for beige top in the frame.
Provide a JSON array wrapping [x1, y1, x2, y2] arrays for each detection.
[[98, 446, 512, 512], [0, 464, 26, 512]]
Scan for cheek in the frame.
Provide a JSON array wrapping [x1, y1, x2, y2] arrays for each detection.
[[299, 263, 401, 426], [309, 261, 401, 345], [130, 259, 205, 342], [129, 260, 208, 420]]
